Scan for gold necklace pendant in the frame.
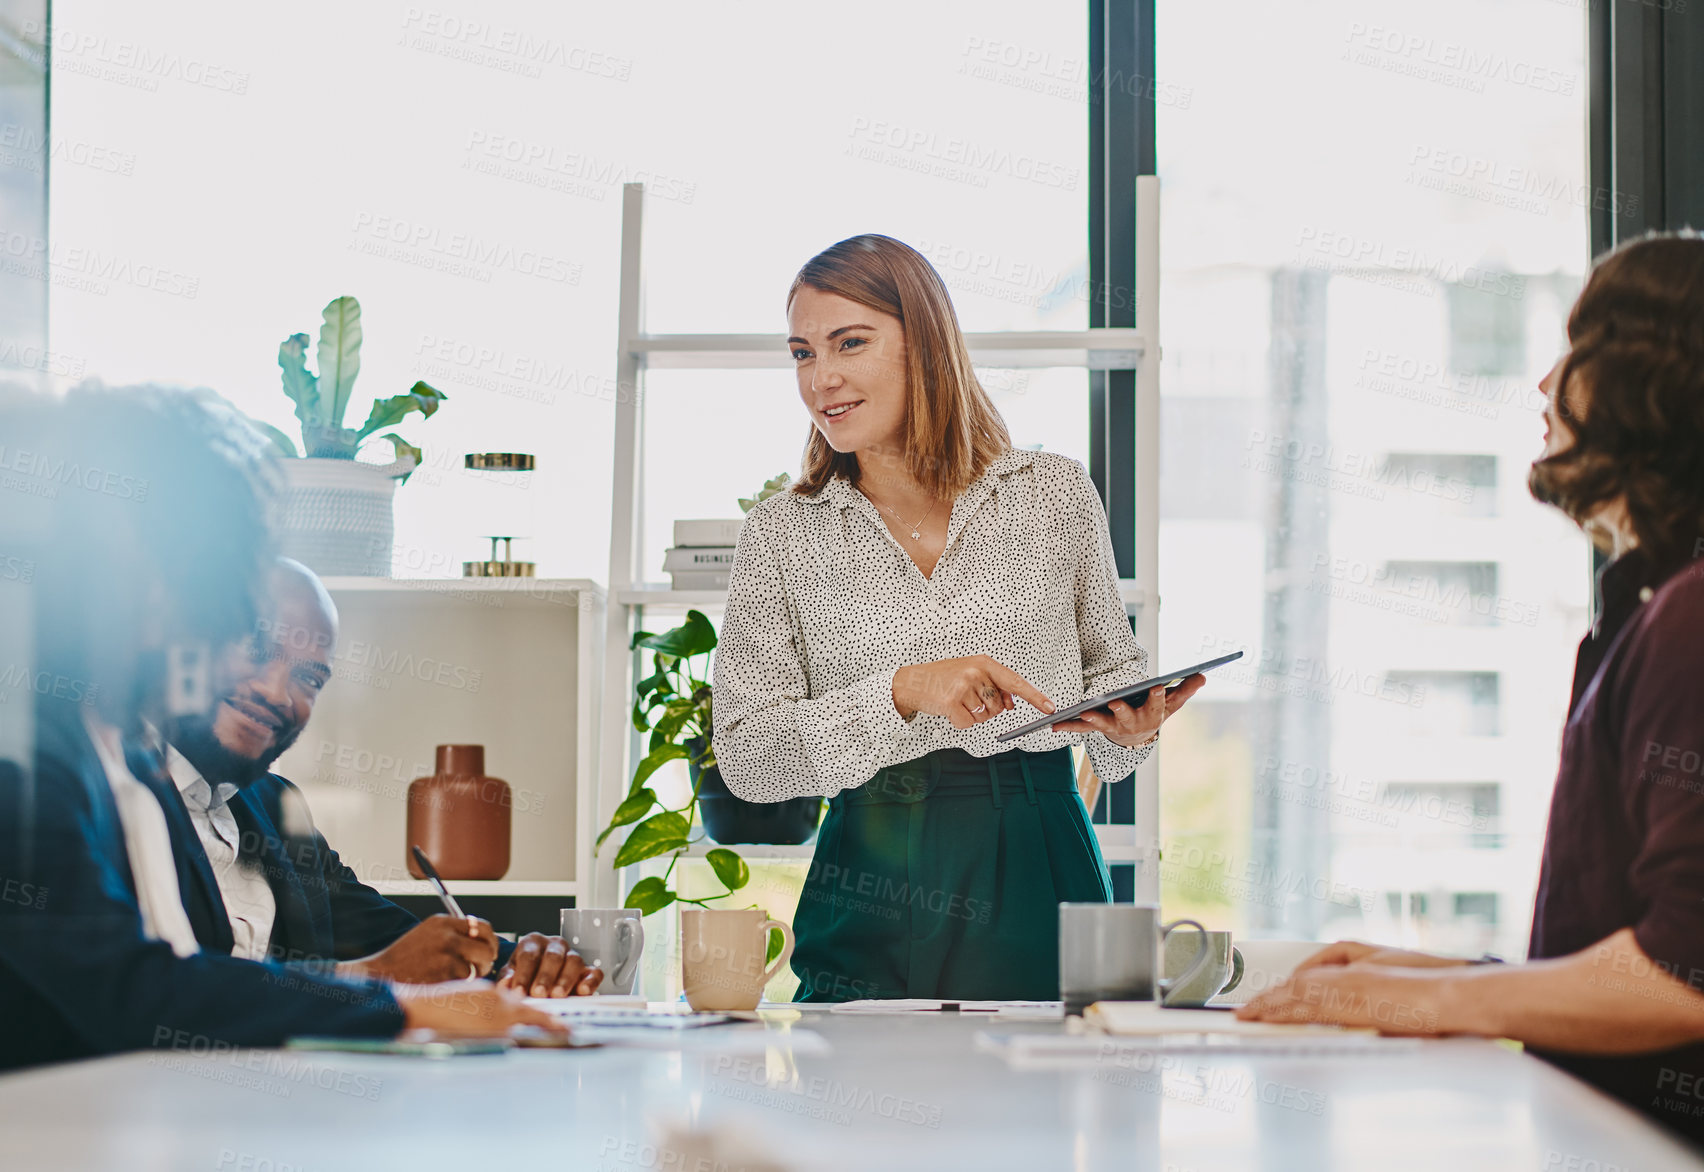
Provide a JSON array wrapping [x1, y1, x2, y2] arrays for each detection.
[[869, 487, 938, 543]]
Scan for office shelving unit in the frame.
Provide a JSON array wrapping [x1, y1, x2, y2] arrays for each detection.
[[593, 180, 1163, 908], [271, 575, 604, 931]]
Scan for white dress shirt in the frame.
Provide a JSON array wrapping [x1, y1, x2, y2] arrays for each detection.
[[82, 713, 201, 958], [711, 448, 1152, 801], [167, 747, 277, 962]]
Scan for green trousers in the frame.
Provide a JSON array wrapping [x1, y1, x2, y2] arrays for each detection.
[[790, 746, 1112, 1002]]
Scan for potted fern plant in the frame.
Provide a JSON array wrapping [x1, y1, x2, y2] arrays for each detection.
[[250, 295, 447, 577]]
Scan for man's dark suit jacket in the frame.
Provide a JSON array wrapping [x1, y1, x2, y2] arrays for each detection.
[[133, 751, 517, 973], [0, 699, 405, 1072]]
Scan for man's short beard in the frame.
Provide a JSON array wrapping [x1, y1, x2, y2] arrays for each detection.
[[171, 711, 302, 789]]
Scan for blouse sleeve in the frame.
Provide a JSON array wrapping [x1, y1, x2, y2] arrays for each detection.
[[711, 502, 912, 801], [1066, 461, 1153, 785]]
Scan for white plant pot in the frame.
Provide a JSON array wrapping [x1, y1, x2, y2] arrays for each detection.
[[276, 457, 406, 577]]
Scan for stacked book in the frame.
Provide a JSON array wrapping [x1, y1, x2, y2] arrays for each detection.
[[665, 518, 743, 590]]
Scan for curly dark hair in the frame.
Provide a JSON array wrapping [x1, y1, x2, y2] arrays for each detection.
[[21, 383, 280, 728], [1528, 232, 1704, 575]]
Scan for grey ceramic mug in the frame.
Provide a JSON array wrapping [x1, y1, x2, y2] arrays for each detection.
[[1162, 930, 1243, 1007], [1058, 903, 1211, 1015], [559, 908, 645, 995]]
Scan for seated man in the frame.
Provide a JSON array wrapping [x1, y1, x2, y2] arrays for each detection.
[[1238, 233, 1704, 1143], [0, 385, 557, 1072], [137, 556, 602, 1000]]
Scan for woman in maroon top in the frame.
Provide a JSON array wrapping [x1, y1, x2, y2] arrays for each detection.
[[1238, 234, 1704, 1144]]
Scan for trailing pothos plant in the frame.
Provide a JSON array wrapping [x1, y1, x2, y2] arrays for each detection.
[[597, 475, 801, 966], [595, 608, 754, 916], [249, 294, 447, 480]]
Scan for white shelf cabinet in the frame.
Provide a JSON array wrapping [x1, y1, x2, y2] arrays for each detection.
[[273, 576, 603, 898]]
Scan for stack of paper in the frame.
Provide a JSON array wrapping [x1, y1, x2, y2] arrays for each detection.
[[523, 998, 734, 1029], [830, 999, 950, 1013], [976, 1027, 1416, 1069], [1082, 1002, 1377, 1038], [522, 998, 831, 1054]]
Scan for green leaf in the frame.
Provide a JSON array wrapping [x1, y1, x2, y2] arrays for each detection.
[[635, 609, 718, 658], [652, 699, 698, 743], [246, 418, 299, 458], [278, 332, 320, 429], [611, 810, 690, 869], [303, 426, 360, 460], [316, 295, 363, 431], [740, 472, 792, 513], [632, 691, 677, 733], [767, 925, 785, 964], [705, 848, 749, 892], [355, 381, 448, 442], [594, 787, 657, 852], [630, 743, 688, 791], [376, 433, 422, 483], [624, 876, 677, 915]]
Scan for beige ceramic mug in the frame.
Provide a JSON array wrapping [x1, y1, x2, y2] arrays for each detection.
[[681, 909, 795, 1011]]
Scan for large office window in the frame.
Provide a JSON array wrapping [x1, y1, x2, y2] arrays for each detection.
[[1154, 0, 1592, 959], [41, 1, 1595, 964], [43, 1, 1089, 585], [43, 0, 1096, 997]]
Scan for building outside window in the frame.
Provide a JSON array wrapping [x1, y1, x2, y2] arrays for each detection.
[[1155, 0, 1590, 960]]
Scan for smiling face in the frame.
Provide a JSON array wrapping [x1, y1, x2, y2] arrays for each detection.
[[786, 286, 909, 456], [173, 560, 335, 786]]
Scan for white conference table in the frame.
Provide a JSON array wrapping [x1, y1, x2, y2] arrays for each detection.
[[2, 1008, 1700, 1172]]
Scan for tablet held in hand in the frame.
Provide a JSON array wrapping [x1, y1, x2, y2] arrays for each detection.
[[994, 651, 1244, 742]]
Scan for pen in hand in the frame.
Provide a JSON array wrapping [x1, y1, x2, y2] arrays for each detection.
[[411, 845, 484, 980]]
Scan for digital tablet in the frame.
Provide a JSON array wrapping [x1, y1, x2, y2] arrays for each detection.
[[994, 650, 1244, 742]]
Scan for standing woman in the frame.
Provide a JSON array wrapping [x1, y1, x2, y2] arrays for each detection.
[[711, 235, 1204, 1001]]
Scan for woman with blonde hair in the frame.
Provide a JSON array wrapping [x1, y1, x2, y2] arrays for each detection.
[[711, 234, 1204, 1001]]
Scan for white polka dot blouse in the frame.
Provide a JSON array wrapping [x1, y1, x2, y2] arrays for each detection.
[[710, 448, 1153, 801]]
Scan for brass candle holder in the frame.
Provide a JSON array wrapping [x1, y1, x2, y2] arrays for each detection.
[[461, 453, 536, 577], [463, 536, 535, 578]]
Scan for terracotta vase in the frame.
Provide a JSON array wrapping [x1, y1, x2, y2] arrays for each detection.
[[406, 744, 511, 880]]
